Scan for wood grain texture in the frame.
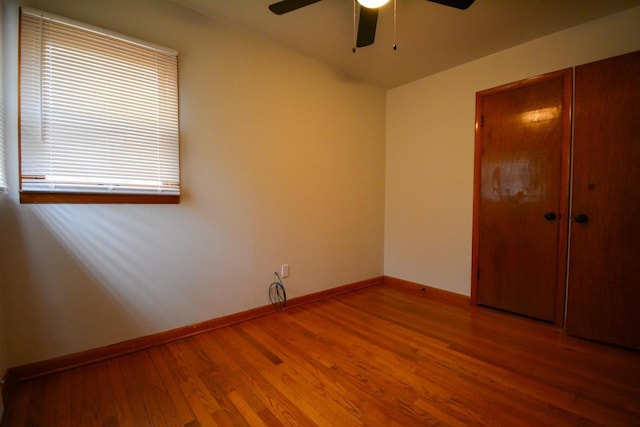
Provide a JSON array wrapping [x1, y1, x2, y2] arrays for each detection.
[[472, 68, 572, 324], [3, 282, 639, 426], [567, 50, 640, 349], [19, 192, 180, 204]]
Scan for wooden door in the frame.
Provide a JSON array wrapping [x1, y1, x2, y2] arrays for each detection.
[[472, 70, 572, 323], [566, 51, 640, 349]]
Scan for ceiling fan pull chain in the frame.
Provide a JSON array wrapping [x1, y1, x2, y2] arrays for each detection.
[[393, 0, 397, 50], [352, 0, 357, 53]]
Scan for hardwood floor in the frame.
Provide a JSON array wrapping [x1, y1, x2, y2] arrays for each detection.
[[3, 283, 639, 426]]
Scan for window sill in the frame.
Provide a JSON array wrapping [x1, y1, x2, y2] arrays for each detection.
[[20, 192, 180, 204]]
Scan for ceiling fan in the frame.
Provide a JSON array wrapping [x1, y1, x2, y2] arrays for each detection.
[[268, 0, 475, 49]]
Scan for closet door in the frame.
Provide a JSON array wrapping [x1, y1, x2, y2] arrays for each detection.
[[566, 51, 640, 349], [472, 70, 572, 323]]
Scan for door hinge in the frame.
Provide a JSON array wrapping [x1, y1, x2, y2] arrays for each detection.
[[477, 268, 480, 280], [480, 115, 485, 128]]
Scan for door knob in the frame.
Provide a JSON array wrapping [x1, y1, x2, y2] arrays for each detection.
[[573, 213, 589, 224], [544, 212, 557, 221]]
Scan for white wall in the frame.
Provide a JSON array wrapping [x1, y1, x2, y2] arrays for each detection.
[[385, 7, 640, 296], [0, 0, 386, 366]]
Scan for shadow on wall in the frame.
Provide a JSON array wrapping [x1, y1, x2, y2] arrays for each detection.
[[0, 198, 241, 366]]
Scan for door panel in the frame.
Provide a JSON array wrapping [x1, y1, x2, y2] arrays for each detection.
[[473, 71, 571, 322], [566, 51, 640, 349]]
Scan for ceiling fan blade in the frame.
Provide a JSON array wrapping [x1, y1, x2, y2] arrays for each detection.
[[356, 6, 378, 48], [268, 0, 323, 15], [427, 0, 475, 10]]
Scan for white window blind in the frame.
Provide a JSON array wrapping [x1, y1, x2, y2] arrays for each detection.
[[0, 5, 7, 195], [19, 8, 180, 198]]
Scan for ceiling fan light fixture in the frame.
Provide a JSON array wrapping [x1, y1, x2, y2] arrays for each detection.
[[357, 0, 391, 9]]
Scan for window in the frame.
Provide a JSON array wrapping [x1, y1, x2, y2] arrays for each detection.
[[0, 6, 7, 195], [19, 8, 180, 203]]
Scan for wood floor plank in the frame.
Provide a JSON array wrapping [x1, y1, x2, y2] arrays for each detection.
[[69, 367, 88, 425], [207, 329, 318, 427], [340, 287, 640, 425], [2, 381, 32, 426], [67, 362, 119, 427], [111, 354, 155, 425], [182, 339, 251, 427], [147, 345, 198, 426], [257, 312, 439, 425], [226, 390, 269, 427], [131, 351, 183, 427], [40, 368, 72, 426], [24, 372, 45, 425], [194, 333, 286, 427], [240, 318, 366, 424], [339, 287, 639, 425], [238, 320, 363, 425], [107, 358, 136, 426], [295, 308, 522, 425], [165, 341, 221, 426], [305, 303, 501, 425], [322, 299, 558, 406], [3, 283, 639, 426]]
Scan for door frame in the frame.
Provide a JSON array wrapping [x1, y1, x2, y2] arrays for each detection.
[[470, 68, 573, 326]]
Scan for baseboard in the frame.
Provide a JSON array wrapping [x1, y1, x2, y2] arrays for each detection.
[[286, 276, 384, 308], [383, 276, 470, 307], [6, 276, 384, 384]]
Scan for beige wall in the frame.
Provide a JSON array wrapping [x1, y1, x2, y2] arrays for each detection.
[[0, 1, 8, 415], [0, 0, 386, 366], [385, 7, 640, 296]]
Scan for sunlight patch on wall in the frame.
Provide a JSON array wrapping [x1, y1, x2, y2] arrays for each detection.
[[27, 204, 241, 330]]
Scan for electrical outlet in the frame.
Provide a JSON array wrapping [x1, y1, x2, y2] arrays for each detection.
[[281, 264, 290, 278]]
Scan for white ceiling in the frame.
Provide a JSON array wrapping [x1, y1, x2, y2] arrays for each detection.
[[169, 0, 640, 89]]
